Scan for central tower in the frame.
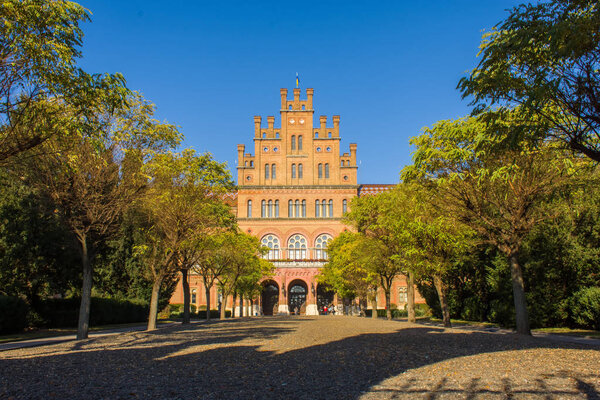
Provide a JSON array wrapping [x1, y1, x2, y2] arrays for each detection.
[[236, 87, 358, 315]]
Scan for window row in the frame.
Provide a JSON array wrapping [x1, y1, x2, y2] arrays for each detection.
[[290, 135, 303, 150], [317, 163, 330, 179], [264, 164, 277, 180], [291, 163, 303, 178], [261, 233, 333, 260], [244, 160, 254, 167], [247, 199, 348, 218]]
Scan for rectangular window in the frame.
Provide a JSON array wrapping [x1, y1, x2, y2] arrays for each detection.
[[298, 163, 303, 178], [298, 135, 303, 150], [315, 200, 320, 217], [275, 200, 279, 218], [264, 164, 269, 179], [342, 199, 347, 214], [247, 200, 252, 218], [318, 163, 323, 178], [288, 200, 293, 217], [291, 164, 296, 178], [291, 135, 296, 150], [272, 164, 276, 179], [325, 163, 330, 178], [302, 200, 306, 217], [329, 200, 333, 217]]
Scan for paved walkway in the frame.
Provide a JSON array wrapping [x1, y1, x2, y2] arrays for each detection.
[[1, 317, 598, 399], [0, 321, 179, 351]]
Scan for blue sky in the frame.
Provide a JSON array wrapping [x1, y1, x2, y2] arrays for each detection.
[[78, 0, 523, 184]]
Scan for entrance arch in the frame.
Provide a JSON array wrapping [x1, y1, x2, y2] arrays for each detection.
[[287, 279, 308, 315], [261, 280, 279, 316], [317, 284, 335, 314]]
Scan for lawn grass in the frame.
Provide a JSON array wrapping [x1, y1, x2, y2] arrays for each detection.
[[533, 327, 600, 339], [0, 320, 175, 344]]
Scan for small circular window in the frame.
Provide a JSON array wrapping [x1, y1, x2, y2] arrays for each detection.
[[343, 175, 348, 181], [326, 146, 331, 152], [316, 147, 322, 152], [263, 147, 269, 152], [246, 176, 252, 181], [273, 147, 279, 152]]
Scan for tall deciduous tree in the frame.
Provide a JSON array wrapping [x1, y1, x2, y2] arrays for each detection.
[[459, 0, 600, 161], [137, 149, 234, 330], [23, 94, 180, 339], [404, 112, 584, 334]]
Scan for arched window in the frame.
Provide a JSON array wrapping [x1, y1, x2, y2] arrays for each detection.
[[315, 200, 320, 217], [271, 164, 276, 179], [302, 104, 305, 110], [275, 200, 279, 218], [343, 199, 347, 214], [328, 131, 332, 138], [301, 200, 306, 217], [315, 132, 319, 138], [245, 161, 248, 167], [291, 163, 296, 178], [315, 234, 333, 260], [261, 200, 266, 217], [264, 164, 269, 179], [298, 163, 303, 178], [329, 199, 333, 217], [250, 161, 254, 167], [291, 135, 296, 150], [287, 234, 307, 259], [298, 135, 303, 150], [288, 200, 293, 217], [322, 199, 327, 217], [261, 234, 281, 260], [295, 199, 300, 218], [268, 200, 273, 218], [289, 105, 292, 110], [340, 160, 344, 167], [275, 132, 280, 138], [262, 132, 266, 138], [318, 163, 323, 178], [191, 289, 197, 304], [325, 163, 330, 178], [247, 200, 252, 218]]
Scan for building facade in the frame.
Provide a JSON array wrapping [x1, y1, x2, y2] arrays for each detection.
[[170, 87, 422, 316]]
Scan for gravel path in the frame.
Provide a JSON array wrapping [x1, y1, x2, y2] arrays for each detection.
[[0, 317, 598, 399]]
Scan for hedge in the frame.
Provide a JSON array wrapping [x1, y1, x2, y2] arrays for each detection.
[[36, 297, 149, 328], [0, 296, 29, 334], [569, 287, 600, 330], [364, 303, 430, 318]]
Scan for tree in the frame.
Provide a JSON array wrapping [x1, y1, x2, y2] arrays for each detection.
[[459, 0, 600, 161], [214, 232, 268, 320], [137, 149, 234, 330], [0, 0, 128, 163], [403, 112, 584, 334], [21, 93, 180, 339]]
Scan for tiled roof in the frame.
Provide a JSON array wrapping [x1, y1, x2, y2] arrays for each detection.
[[357, 184, 396, 197], [222, 192, 238, 206]]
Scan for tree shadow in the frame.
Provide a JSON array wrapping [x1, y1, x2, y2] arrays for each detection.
[[0, 319, 598, 399]]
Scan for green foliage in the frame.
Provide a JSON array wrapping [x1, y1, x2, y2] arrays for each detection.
[[459, 0, 600, 161], [364, 304, 430, 319], [0, 295, 29, 334], [35, 297, 149, 328], [568, 287, 600, 330]]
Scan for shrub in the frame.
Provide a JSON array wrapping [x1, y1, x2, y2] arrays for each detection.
[[569, 287, 600, 330], [36, 297, 149, 328], [0, 296, 29, 334]]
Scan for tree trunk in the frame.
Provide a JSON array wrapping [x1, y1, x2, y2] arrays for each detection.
[[240, 296, 244, 318], [182, 269, 190, 324], [232, 290, 237, 317], [433, 274, 451, 328], [77, 235, 92, 340], [220, 290, 228, 320], [205, 284, 211, 321], [385, 288, 392, 320], [371, 288, 378, 319], [509, 252, 531, 335], [147, 276, 163, 331], [407, 271, 416, 323], [250, 298, 254, 316]]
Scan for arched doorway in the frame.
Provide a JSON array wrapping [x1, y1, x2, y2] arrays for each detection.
[[317, 284, 335, 314], [288, 279, 307, 315], [261, 280, 279, 316]]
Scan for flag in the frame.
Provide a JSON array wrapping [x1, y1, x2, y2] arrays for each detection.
[[296, 72, 300, 88]]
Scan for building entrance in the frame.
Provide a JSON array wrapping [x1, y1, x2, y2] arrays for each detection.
[[261, 281, 279, 316], [288, 280, 307, 315], [317, 284, 335, 314]]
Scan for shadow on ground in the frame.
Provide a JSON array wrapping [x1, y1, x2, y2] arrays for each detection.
[[0, 317, 598, 399]]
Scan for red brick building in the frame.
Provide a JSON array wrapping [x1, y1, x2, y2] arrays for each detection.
[[170, 87, 423, 315]]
